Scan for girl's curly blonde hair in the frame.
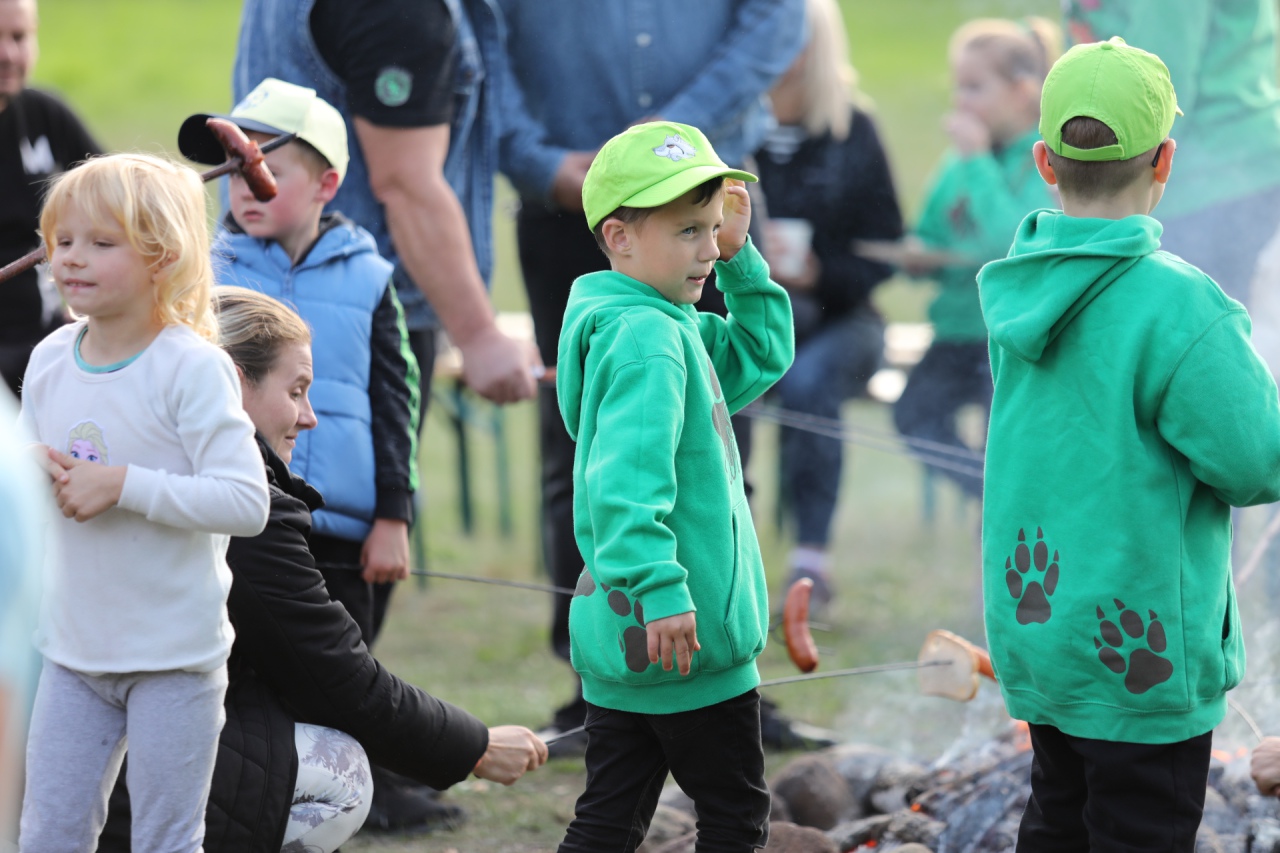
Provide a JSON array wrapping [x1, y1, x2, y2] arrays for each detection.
[[40, 153, 218, 342]]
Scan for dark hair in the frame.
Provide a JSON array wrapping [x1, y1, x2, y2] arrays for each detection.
[[592, 176, 727, 254], [1046, 117, 1159, 199]]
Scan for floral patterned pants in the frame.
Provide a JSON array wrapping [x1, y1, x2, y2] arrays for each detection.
[[281, 723, 372, 852]]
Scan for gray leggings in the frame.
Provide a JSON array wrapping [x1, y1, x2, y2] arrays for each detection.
[[19, 660, 227, 853]]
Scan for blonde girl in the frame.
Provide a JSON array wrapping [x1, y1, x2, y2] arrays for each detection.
[[18, 153, 269, 852], [892, 18, 1062, 501]]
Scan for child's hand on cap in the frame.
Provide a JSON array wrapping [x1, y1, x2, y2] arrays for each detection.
[[717, 178, 751, 262]]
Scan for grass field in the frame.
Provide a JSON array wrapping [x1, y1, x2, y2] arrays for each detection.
[[21, 2, 1116, 850]]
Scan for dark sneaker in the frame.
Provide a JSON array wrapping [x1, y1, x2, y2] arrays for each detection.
[[786, 565, 834, 614], [363, 769, 467, 834], [759, 697, 838, 752]]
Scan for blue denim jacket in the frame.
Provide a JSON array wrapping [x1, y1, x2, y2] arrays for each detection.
[[497, 0, 805, 202], [230, 0, 505, 329]]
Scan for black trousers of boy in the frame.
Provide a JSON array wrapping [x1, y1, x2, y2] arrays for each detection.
[[558, 688, 770, 853], [1018, 723, 1212, 852], [892, 340, 990, 499], [517, 205, 753, 734]]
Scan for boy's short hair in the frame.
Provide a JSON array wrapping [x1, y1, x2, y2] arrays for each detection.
[[1046, 117, 1160, 199], [178, 77, 349, 184], [582, 121, 756, 233], [1038, 38, 1180, 199], [591, 176, 727, 254]]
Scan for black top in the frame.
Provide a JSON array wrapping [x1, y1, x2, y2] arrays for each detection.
[[0, 87, 100, 339], [754, 108, 903, 338], [99, 437, 490, 853], [310, 0, 456, 128]]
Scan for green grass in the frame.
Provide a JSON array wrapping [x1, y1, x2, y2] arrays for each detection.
[[28, 2, 1057, 849]]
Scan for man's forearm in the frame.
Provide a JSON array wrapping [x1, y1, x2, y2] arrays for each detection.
[[380, 177, 497, 348]]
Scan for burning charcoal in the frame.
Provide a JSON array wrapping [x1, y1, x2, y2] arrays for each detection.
[[772, 754, 857, 829], [1192, 825, 1237, 853], [761, 821, 840, 852], [932, 769, 1027, 853], [1202, 787, 1246, 838], [869, 758, 930, 814], [826, 813, 892, 850], [831, 742, 900, 809], [636, 805, 696, 853], [883, 808, 946, 847], [1252, 817, 1280, 852]]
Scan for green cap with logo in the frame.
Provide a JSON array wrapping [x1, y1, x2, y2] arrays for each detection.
[[1040, 37, 1182, 162], [583, 121, 757, 231], [178, 78, 350, 181]]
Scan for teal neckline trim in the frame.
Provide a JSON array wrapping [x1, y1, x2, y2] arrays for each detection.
[[75, 327, 146, 374]]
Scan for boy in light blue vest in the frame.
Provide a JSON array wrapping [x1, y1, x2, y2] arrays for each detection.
[[180, 78, 419, 645]]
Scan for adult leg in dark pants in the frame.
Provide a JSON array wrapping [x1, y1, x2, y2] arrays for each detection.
[[892, 340, 990, 499], [1018, 723, 1212, 853], [558, 690, 770, 853]]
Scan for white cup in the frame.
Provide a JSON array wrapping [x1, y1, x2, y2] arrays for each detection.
[[766, 218, 814, 279]]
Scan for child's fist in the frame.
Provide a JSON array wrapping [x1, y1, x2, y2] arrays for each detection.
[[717, 178, 751, 262]]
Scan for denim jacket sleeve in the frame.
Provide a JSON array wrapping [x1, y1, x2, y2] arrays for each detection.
[[656, 0, 806, 141], [496, 41, 571, 201]]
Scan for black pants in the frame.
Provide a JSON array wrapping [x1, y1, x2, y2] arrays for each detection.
[[311, 533, 395, 647], [892, 340, 990, 499], [517, 205, 754, 722], [1018, 723, 1212, 852], [559, 689, 770, 853]]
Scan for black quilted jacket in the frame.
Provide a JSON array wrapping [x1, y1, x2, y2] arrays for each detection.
[[100, 436, 489, 852]]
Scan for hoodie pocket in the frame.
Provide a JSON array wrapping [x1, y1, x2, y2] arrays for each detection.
[[1221, 578, 1244, 692], [723, 507, 769, 666]]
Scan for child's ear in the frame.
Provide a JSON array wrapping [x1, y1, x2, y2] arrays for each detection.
[[1153, 137, 1176, 184], [317, 168, 341, 203], [1032, 140, 1058, 186], [601, 219, 631, 255]]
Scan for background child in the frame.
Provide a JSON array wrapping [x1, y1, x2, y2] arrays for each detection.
[[555, 121, 793, 852], [756, 0, 903, 609], [979, 39, 1280, 850], [891, 17, 1061, 500], [17, 152, 269, 851], [179, 78, 420, 648]]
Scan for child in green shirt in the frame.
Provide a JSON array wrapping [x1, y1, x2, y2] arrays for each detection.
[[893, 17, 1061, 498], [979, 38, 1280, 850], [555, 121, 794, 852]]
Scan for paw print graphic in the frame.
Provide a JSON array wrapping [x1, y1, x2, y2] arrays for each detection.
[[1094, 599, 1174, 695], [573, 571, 650, 673], [1005, 527, 1059, 625]]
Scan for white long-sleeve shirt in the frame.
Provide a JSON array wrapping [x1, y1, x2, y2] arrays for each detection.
[[18, 322, 269, 674]]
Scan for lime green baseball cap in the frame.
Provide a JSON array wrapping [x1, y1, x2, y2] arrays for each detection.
[[1040, 37, 1182, 162], [179, 78, 350, 181], [583, 121, 756, 231]]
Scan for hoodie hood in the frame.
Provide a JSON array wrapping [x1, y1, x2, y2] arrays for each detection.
[[557, 270, 696, 441], [979, 210, 1163, 362]]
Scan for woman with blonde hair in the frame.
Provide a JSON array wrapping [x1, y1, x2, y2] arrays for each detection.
[[758, 0, 904, 609]]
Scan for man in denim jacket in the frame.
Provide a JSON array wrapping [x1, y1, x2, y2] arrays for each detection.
[[496, 0, 809, 756], [231, 0, 539, 408]]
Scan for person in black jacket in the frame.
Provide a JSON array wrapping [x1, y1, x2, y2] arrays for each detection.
[[99, 288, 547, 853], [755, 0, 904, 610]]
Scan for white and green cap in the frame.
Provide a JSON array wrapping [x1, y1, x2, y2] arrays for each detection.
[[583, 121, 757, 231], [179, 78, 349, 181]]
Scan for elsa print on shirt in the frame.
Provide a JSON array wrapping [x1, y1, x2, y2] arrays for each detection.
[[66, 420, 109, 464]]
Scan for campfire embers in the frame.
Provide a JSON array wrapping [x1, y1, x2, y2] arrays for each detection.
[[678, 721, 1279, 853]]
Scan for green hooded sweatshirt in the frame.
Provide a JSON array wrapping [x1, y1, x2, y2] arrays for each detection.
[[978, 210, 1280, 744], [556, 238, 794, 715], [1064, 0, 1280, 217], [916, 128, 1056, 342]]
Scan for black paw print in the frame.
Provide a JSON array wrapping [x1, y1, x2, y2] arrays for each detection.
[[1005, 527, 1059, 625], [573, 571, 649, 673], [1094, 599, 1173, 695]]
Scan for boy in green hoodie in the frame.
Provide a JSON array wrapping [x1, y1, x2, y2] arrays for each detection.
[[554, 121, 794, 852], [978, 38, 1280, 851]]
